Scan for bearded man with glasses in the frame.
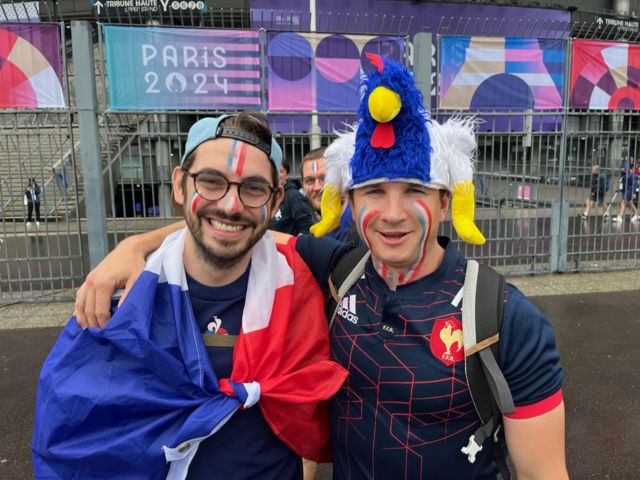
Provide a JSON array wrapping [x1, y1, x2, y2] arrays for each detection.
[[33, 112, 347, 480]]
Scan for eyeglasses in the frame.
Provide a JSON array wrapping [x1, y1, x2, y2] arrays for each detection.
[[187, 170, 277, 208]]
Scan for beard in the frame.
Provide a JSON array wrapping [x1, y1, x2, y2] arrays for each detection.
[[185, 207, 268, 270]]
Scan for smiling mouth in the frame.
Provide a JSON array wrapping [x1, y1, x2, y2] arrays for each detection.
[[379, 231, 409, 239], [206, 218, 247, 233]]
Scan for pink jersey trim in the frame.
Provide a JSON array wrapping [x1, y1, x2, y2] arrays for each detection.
[[505, 389, 563, 420]]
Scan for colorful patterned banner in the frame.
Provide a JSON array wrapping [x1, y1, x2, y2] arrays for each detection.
[[266, 32, 404, 111], [570, 39, 640, 110], [439, 36, 564, 111], [104, 26, 261, 110], [0, 23, 64, 108]]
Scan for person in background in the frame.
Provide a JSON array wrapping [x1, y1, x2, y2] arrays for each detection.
[[301, 146, 359, 244], [268, 159, 316, 235], [25, 177, 42, 228], [582, 165, 608, 219], [613, 161, 638, 223], [300, 147, 327, 217]]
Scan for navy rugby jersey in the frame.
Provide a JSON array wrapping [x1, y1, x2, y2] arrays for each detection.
[[296, 235, 563, 480], [185, 270, 301, 480]]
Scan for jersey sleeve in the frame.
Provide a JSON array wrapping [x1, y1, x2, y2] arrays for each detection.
[[499, 285, 564, 418], [294, 234, 352, 296]]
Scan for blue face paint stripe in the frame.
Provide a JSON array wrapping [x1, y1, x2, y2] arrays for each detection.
[[227, 139, 238, 171]]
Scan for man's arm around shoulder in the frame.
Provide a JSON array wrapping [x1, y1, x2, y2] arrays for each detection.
[[75, 221, 184, 329]]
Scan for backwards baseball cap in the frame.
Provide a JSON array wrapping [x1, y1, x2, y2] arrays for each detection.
[[181, 114, 283, 171]]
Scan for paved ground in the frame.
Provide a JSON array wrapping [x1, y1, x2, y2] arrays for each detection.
[[1, 272, 639, 479]]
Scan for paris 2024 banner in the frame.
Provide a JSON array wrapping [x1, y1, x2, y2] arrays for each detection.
[[104, 25, 261, 110], [0, 23, 65, 108], [570, 39, 640, 111]]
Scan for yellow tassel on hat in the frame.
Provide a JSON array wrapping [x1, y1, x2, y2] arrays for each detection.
[[310, 184, 343, 237], [451, 180, 485, 245]]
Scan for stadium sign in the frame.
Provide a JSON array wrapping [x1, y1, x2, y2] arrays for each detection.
[[90, 0, 207, 16]]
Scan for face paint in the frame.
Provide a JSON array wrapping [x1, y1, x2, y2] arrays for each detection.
[[356, 204, 377, 250], [191, 191, 203, 213], [356, 204, 400, 289], [259, 205, 268, 224], [356, 197, 432, 291], [396, 199, 432, 285], [222, 193, 239, 212], [310, 160, 318, 174], [226, 140, 248, 176]]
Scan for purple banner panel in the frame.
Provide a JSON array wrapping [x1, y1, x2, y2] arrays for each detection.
[[267, 32, 403, 112], [251, 0, 570, 37], [439, 36, 564, 111], [0, 22, 64, 108], [105, 25, 261, 110]]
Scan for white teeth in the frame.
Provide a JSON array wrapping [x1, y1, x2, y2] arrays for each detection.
[[209, 219, 243, 232]]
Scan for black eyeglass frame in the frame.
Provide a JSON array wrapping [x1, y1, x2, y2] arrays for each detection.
[[186, 170, 278, 208]]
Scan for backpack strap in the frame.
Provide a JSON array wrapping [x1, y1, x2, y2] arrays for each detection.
[[326, 247, 370, 328], [461, 260, 514, 479]]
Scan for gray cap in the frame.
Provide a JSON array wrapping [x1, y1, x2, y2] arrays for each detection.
[[180, 114, 283, 171]]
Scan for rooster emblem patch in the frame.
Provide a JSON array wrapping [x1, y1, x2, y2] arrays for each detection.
[[430, 317, 464, 366], [205, 315, 228, 336]]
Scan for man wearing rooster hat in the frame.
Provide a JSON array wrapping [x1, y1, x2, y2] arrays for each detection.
[[74, 55, 567, 479]]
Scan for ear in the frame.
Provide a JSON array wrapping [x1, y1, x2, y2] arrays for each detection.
[[348, 192, 356, 222], [270, 185, 285, 218], [440, 190, 451, 220], [172, 167, 186, 208]]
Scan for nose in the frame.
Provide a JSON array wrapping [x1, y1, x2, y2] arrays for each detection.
[[379, 192, 407, 223], [219, 185, 243, 214]]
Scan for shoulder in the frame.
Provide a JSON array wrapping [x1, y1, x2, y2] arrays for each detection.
[[294, 235, 353, 293], [498, 284, 564, 405]]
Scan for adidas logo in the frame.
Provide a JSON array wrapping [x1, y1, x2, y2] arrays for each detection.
[[337, 294, 358, 324]]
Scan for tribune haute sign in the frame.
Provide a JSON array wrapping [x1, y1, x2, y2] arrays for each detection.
[[90, 0, 207, 16]]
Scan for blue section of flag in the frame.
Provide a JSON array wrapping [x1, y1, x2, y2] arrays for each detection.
[[32, 270, 241, 479]]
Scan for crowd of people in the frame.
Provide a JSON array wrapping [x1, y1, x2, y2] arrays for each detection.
[[582, 159, 640, 223], [32, 57, 568, 479]]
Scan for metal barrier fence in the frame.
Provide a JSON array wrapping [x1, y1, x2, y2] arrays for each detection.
[[3, 6, 640, 303]]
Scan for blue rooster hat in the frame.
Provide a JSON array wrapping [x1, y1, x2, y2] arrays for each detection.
[[350, 54, 432, 188], [313, 54, 486, 244]]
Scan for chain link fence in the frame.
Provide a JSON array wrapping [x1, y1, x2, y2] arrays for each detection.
[[3, 1, 640, 302]]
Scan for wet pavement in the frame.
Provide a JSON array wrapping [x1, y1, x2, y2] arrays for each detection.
[[1, 290, 639, 479]]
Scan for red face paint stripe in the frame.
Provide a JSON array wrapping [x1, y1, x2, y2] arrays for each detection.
[[191, 192, 202, 213], [361, 209, 379, 236], [235, 141, 248, 176], [401, 199, 433, 285]]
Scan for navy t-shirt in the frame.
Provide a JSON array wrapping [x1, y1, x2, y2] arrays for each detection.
[[185, 269, 301, 480], [295, 235, 563, 480]]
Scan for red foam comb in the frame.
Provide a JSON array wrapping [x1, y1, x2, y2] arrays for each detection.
[[366, 52, 384, 73]]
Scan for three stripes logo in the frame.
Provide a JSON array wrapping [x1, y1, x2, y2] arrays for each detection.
[[337, 295, 358, 324]]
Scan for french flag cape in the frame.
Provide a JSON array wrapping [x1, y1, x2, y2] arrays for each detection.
[[32, 229, 347, 479]]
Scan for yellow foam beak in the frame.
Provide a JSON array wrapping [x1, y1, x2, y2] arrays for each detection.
[[368, 86, 402, 123], [451, 180, 486, 245], [310, 184, 343, 238]]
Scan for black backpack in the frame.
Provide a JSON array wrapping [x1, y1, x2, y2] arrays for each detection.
[[326, 248, 515, 479]]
